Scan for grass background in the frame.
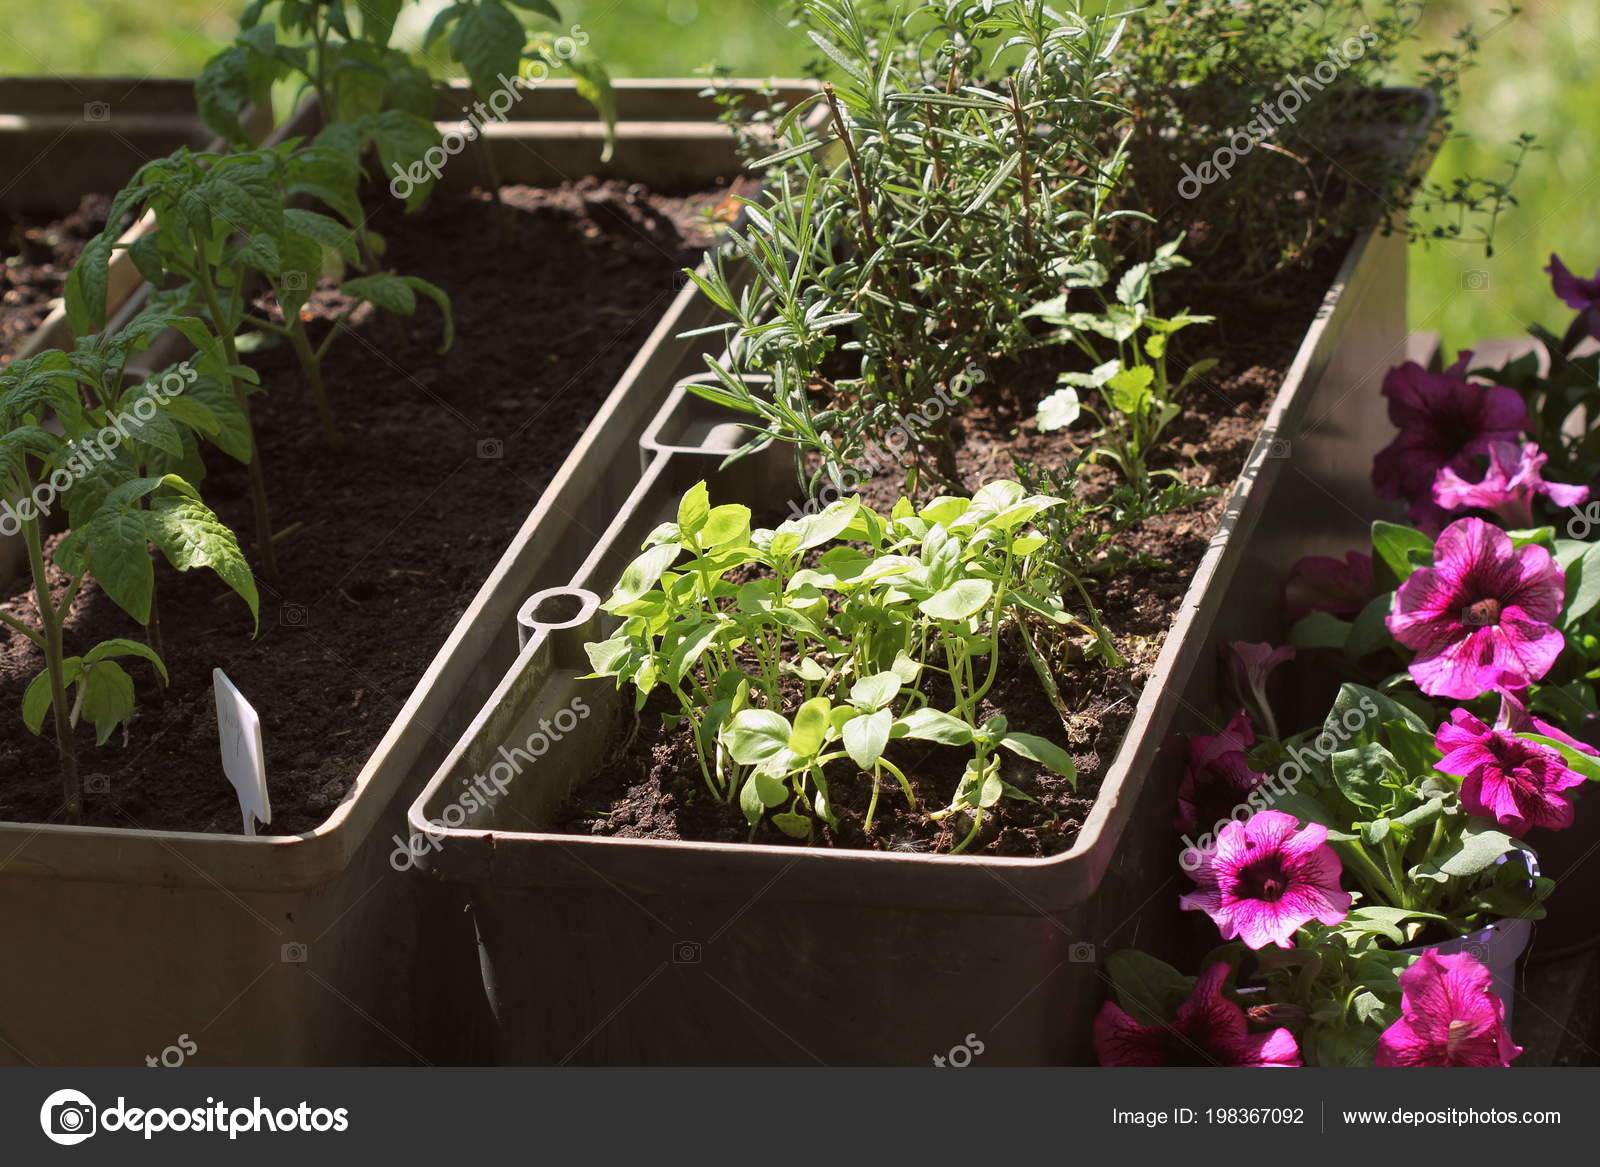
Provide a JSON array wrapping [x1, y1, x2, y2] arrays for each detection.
[[0, 1, 1592, 352]]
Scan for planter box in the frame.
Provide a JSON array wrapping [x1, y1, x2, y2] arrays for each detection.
[[408, 217, 1416, 1065], [0, 81, 798, 1067]]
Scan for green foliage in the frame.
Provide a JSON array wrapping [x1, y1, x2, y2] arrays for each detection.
[[586, 480, 1083, 851], [688, 0, 1135, 496]]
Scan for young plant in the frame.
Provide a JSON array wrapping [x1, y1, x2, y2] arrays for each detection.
[[585, 480, 1086, 851], [687, 0, 1133, 497], [1024, 237, 1218, 498], [0, 351, 258, 823]]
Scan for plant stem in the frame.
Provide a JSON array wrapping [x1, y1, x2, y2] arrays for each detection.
[[287, 318, 342, 448], [24, 516, 80, 823]]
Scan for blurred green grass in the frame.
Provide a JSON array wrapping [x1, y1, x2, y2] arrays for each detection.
[[1, 0, 1593, 351]]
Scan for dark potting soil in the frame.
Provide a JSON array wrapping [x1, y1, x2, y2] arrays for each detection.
[[0, 195, 116, 363], [0, 178, 733, 833], [559, 242, 1348, 856]]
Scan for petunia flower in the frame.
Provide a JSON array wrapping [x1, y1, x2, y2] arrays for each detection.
[[1094, 964, 1302, 1067], [1375, 949, 1522, 1067], [1386, 517, 1565, 699], [1432, 440, 1590, 529], [1435, 707, 1584, 834], [1221, 641, 1295, 740], [1283, 550, 1376, 623], [1180, 810, 1351, 949], [1495, 689, 1600, 758], [1176, 710, 1266, 835], [1372, 354, 1528, 526], [1548, 254, 1600, 340]]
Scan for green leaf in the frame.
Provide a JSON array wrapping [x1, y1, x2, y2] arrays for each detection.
[[1371, 520, 1434, 589], [1036, 387, 1081, 433], [1288, 611, 1353, 651], [84, 636, 169, 683], [919, 579, 993, 621], [342, 272, 417, 315], [607, 543, 680, 608], [1562, 541, 1600, 627], [148, 486, 260, 631], [788, 697, 831, 758], [65, 232, 114, 336], [677, 481, 710, 538], [700, 504, 751, 548], [1104, 949, 1192, 1027], [722, 709, 791, 766], [22, 669, 56, 734], [450, 0, 526, 100], [842, 709, 892, 769], [848, 671, 900, 712], [999, 732, 1077, 781], [400, 276, 455, 353], [771, 811, 812, 839], [1436, 826, 1521, 878], [1330, 742, 1403, 813], [1105, 364, 1154, 414], [893, 707, 973, 746], [79, 658, 136, 745]]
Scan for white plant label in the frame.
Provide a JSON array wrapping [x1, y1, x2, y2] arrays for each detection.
[[213, 669, 270, 835]]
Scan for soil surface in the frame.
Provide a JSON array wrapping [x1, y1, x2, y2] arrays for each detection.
[[0, 178, 732, 832], [560, 241, 1348, 856], [0, 195, 115, 363]]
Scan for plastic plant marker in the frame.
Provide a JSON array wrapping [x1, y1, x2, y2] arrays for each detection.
[[213, 668, 270, 835]]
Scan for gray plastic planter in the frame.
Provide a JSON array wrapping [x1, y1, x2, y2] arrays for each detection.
[[408, 211, 1420, 1064], [0, 81, 798, 1067]]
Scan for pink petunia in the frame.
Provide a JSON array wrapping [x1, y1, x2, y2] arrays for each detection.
[[1283, 550, 1376, 623], [1094, 964, 1302, 1067], [1386, 517, 1566, 700], [1372, 354, 1528, 526], [1432, 440, 1590, 529], [1176, 710, 1267, 835], [1495, 689, 1600, 758], [1435, 707, 1584, 834], [1180, 810, 1351, 949], [1221, 641, 1295, 740], [1548, 254, 1600, 340], [1375, 949, 1522, 1067]]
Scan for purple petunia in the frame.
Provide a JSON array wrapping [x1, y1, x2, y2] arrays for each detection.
[[1433, 440, 1590, 529], [1176, 711, 1267, 836], [1435, 707, 1584, 834], [1283, 550, 1376, 623], [1375, 949, 1522, 1067], [1386, 517, 1566, 700], [1094, 964, 1302, 1067], [1548, 254, 1600, 340], [1180, 810, 1351, 950], [1372, 354, 1528, 526]]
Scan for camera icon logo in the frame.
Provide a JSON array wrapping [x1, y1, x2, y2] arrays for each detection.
[[1460, 940, 1490, 964], [1068, 941, 1097, 963], [672, 940, 702, 964], [1462, 270, 1490, 291], [281, 942, 309, 963], [477, 438, 504, 460], [280, 602, 309, 628], [40, 1088, 97, 1145], [83, 101, 111, 122], [84, 773, 110, 796], [281, 270, 308, 292], [1266, 439, 1292, 460]]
